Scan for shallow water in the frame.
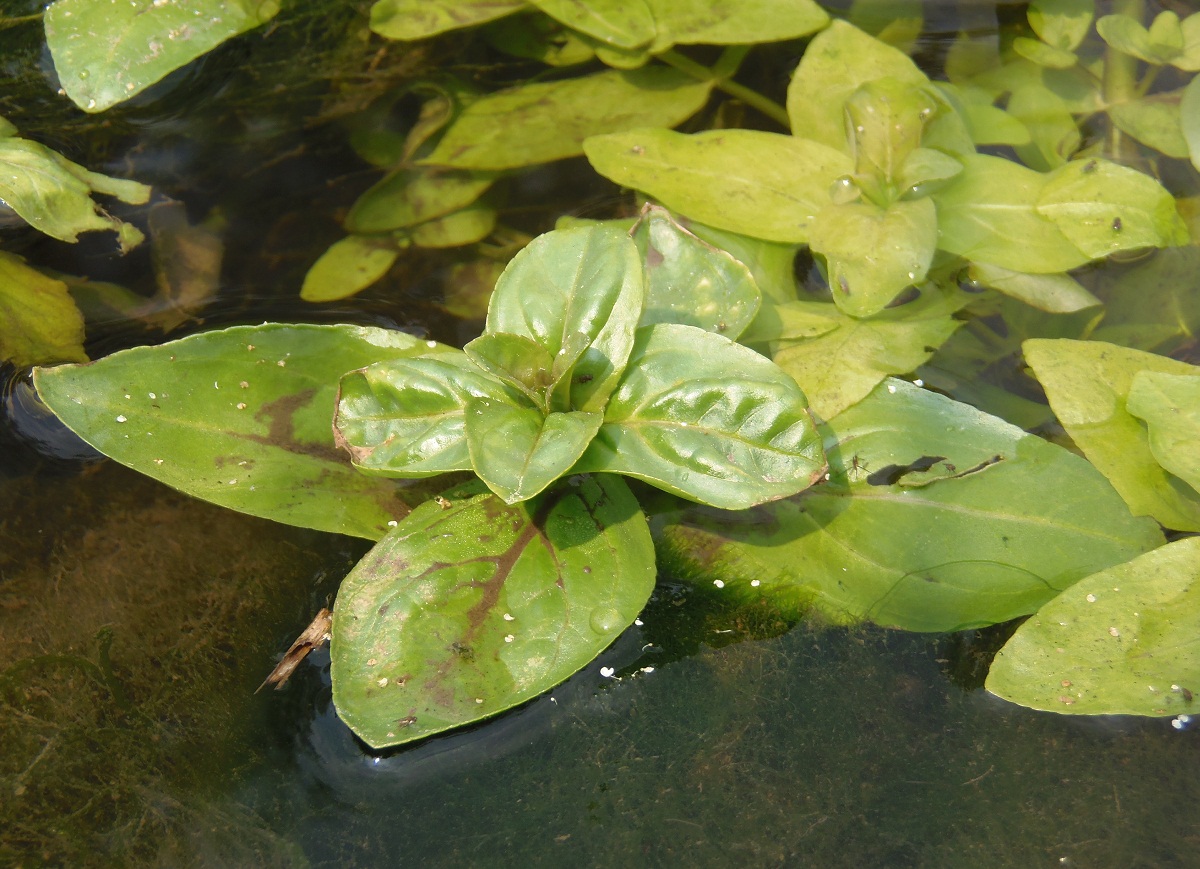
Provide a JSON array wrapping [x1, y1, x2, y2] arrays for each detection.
[[3, 2, 1200, 866]]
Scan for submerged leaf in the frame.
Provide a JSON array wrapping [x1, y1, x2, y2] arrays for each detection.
[[647, 0, 827, 51], [573, 324, 826, 509], [528, 0, 654, 49], [585, 128, 852, 243], [1024, 339, 1200, 531], [45, 0, 280, 112], [34, 324, 441, 540], [987, 537, 1200, 717], [1126, 371, 1200, 495], [370, 0, 525, 40], [0, 252, 88, 368], [345, 168, 497, 234], [656, 380, 1163, 632], [331, 475, 655, 749], [301, 236, 401, 303], [422, 67, 712, 170]]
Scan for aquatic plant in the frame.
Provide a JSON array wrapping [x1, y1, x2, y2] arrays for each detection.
[[10, 0, 1200, 747]]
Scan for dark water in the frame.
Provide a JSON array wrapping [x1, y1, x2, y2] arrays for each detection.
[[2, 3, 1199, 866]]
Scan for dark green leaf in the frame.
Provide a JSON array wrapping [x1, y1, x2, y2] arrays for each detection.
[[300, 236, 401, 303], [0, 252, 87, 367], [45, 0, 279, 112], [330, 475, 655, 748], [1127, 371, 1200, 494], [484, 12, 596, 66], [422, 67, 712, 170], [987, 537, 1200, 716], [34, 324, 439, 540], [657, 379, 1163, 631], [464, 332, 555, 406], [632, 205, 761, 339], [584, 128, 852, 243], [486, 225, 645, 413], [1090, 248, 1200, 355], [1024, 338, 1200, 531], [573, 324, 826, 508], [334, 353, 520, 478], [466, 400, 602, 502], [369, 0, 525, 40]]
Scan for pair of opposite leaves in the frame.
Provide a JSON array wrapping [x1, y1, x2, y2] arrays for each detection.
[[334, 224, 827, 509]]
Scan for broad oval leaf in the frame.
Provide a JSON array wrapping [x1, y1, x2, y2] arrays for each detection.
[[573, 323, 826, 509], [421, 67, 712, 170], [1109, 97, 1189, 160], [1037, 158, 1190, 258], [809, 197, 938, 318], [528, 0, 654, 49], [656, 379, 1163, 632], [45, 0, 279, 113], [1127, 370, 1200, 494], [1028, 0, 1093, 52], [632, 205, 761, 339], [33, 324, 440, 540], [786, 20, 929, 151], [345, 168, 497, 234], [300, 236, 400, 303], [465, 400, 602, 502], [330, 475, 655, 749], [0, 252, 87, 368], [646, 0, 827, 52], [369, 0, 525, 40], [932, 153, 1090, 274], [486, 225, 645, 413], [584, 128, 852, 244], [335, 354, 522, 478], [987, 536, 1200, 716], [409, 202, 497, 248], [1024, 339, 1200, 531]]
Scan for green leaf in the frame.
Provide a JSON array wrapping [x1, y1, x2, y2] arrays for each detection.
[[334, 353, 520, 478], [683, 221, 801, 305], [331, 474, 655, 749], [632, 205, 761, 339], [1011, 36, 1077, 69], [934, 83, 1031, 147], [345, 168, 497, 234], [584, 128, 853, 244], [1097, 12, 1183, 66], [1109, 96, 1189, 159], [896, 147, 963, 195], [1007, 82, 1080, 170], [422, 67, 712, 170], [845, 78, 938, 187], [466, 400, 602, 502], [1028, 0, 1093, 52], [739, 299, 841, 344], [1037, 159, 1190, 258], [932, 153, 1090, 273], [809, 197, 938, 318], [0, 136, 150, 247], [464, 332, 555, 406], [966, 262, 1100, 314], [986, 537, 1200, 717], [300, 236, 401, 303], [410, 202, 496, 248], [528, 0, 654, 49], [1024, 339, 1200, 532], [656, 379, 1163, 632], [786, 19, 930, 151], [369, 0, 525, 40], [484, 12, 596, 66], [44, 0, 279, 113], [1127, 371, 1200, 494], [33, 324, 438, 540], [1180, 13, 1200, 71], [0, 252, 88, 368], [486, 225, 645, 414], [1090, 248, 1200, 355], [1180, 75, 1200, 173], [772, 282, 966, 420], [646, 0, 828, 52], [573, 324, 826, 509]]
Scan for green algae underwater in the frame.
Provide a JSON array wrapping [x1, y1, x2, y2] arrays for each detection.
[[3, 0, 1200, 865]]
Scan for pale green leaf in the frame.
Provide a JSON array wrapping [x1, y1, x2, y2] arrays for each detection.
[[484, 12, 595, 66], [934, 83, 1030, 147], [1024, 338, 1200, 531], [1127, 371, 1200, 494], [584, 128, 853, 243], [301, 236, 401, 303], [345, 168, 497, 234], [0, 252, 88, 368], [809, 197, 937, 318], [422, 67, 712, 170], [34, 324, 442, 540], [1011, 36, 1078, 69], [1007, 82, 1080, 170], [528, 0, 654, 49], [657, 379, 1163, 632], [1028, 0, 1093, 51], [647, 0, 828, 52], [1109, 96, 1188, 159], [45, 0, 279, 112], [987, 537, 1200, 716], [331, 475, 654, 748], [411, 203, 496, 248], [370, 0, 525, 40], [1180, 75, 1200, 172], [966, 262, 1100, 314], [1096, 12, 1182, 66]]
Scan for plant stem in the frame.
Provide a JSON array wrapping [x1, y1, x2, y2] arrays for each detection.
[[659, 49, 791, 129], [1102, 0, 1146, 158]]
